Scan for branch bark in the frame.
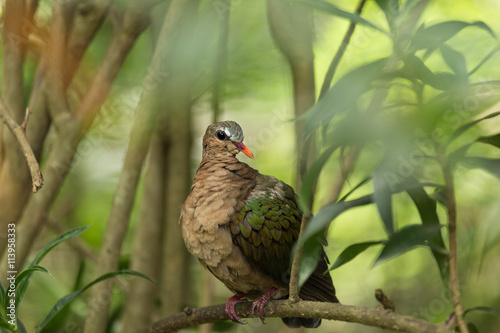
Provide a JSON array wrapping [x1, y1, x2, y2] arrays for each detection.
[[0, 102, 43, 192], [122, 136, 165, 333], [138, 300, 453, 333], [267, 0, 316, 189], [267, 0, 316, 304], [1, 0, 156, 277], [0, 0, 29, 238], [84, 1, 194, 331]]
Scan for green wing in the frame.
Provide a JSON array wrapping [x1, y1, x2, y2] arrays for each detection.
[[229, 176, 302, 282]]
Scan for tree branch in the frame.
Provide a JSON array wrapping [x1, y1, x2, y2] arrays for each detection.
[[0, 101, 43, 192], [138, 300, 453, 333]]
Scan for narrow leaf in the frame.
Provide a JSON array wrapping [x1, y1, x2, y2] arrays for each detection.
[[329, 241, 385, 271], [6, 266, 52, 316], [373, 169, 394, 235], [298, 230, 324, 290], [0, 317, 15, 331], [410, 20, 497, 53], [292, 0, 387, 34], [447, 143, 473, 167], [298, 195, 373, 246], [16, 226, 89, 311], [339, 176, 372, 202], [375, 224, 444, 265], [461, 157, 500, 180], [467, 322, 479, 333], [35, 269, 155, 333], [15, 266, 52, 288], [17, 319, 27, 333], [304, 58, 389, 132], [403, 54, 453, 90], [447, 111, 500, 144], [440, 44, 467, 79], [297, 196, 373, 288], [464, 306, 500, 318], [404, 177, 449, 285], [478, 133, 500, 149]]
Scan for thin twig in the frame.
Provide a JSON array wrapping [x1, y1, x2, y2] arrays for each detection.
[[0, 100, 44, 192], [318, 0, 367, 100], [441, 156, 468, 333], [20, 107, 30, 131], [375, 289, 396, 312], [139, 300, 452, 333]]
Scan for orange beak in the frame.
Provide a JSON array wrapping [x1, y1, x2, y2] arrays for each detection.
[[234, 142, 254, 159]]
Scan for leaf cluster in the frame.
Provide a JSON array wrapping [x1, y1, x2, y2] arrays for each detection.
[[293, 0, 500, 328]]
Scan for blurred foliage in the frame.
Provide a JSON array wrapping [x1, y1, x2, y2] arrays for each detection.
[[7, 0, 500, 332]]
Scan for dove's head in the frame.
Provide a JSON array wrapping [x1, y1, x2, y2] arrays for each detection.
[[202, 121, 254, 159]]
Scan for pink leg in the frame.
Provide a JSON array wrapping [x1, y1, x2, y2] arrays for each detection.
[[251, 288, 278, 323], [225, 294, 247, 324]]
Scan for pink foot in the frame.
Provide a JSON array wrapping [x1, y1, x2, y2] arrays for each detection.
[[225, 294, 247, 324], [251, 288, 278, 323]]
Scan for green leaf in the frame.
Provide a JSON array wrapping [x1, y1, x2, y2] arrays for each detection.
[[374, 224, 444, 265], [15, 266, 52, 288], [447, 143, 473, 167], [467, 322, 479, 333], [461, 157, 500, 180], [298, 230, 324, 290], [447, 111, 500, 144], [299, 195, 373, 247], [404, 178, 449, 285], [299, 145, 339, 211], [17, 319, 27, 333], [291, 0, 387, 34], [339, 176, 372, 202], [464, 306, 500, 318], [410, 20, 497, 54], [374, 0, 399, 28], [4, 266, 52, 315], [304, 58, 389, 132], [35, 269, 155, 333], [403, 54, 454, 90], [478, 133, 500, 149], [296, 195, 373, 288], [429, 186, 447, 206], [373, 169, 394, 236], [328, 241, 385, 271], [440, 44, 467, 80], [16, 226, 89, 312], [0, 316, 16, 331]]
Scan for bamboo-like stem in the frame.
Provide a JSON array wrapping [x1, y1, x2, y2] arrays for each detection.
[[441, 157, 468, 333]]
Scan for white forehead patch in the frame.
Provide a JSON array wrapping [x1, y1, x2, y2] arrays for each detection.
[[223, 127, 232, 137]]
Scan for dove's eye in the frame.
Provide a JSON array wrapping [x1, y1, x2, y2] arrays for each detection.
[[216, 131, 227, 140]]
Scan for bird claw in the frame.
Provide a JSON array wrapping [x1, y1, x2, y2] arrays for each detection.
[[251, 287, 278, 324], [225, 294, 247, 324]]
